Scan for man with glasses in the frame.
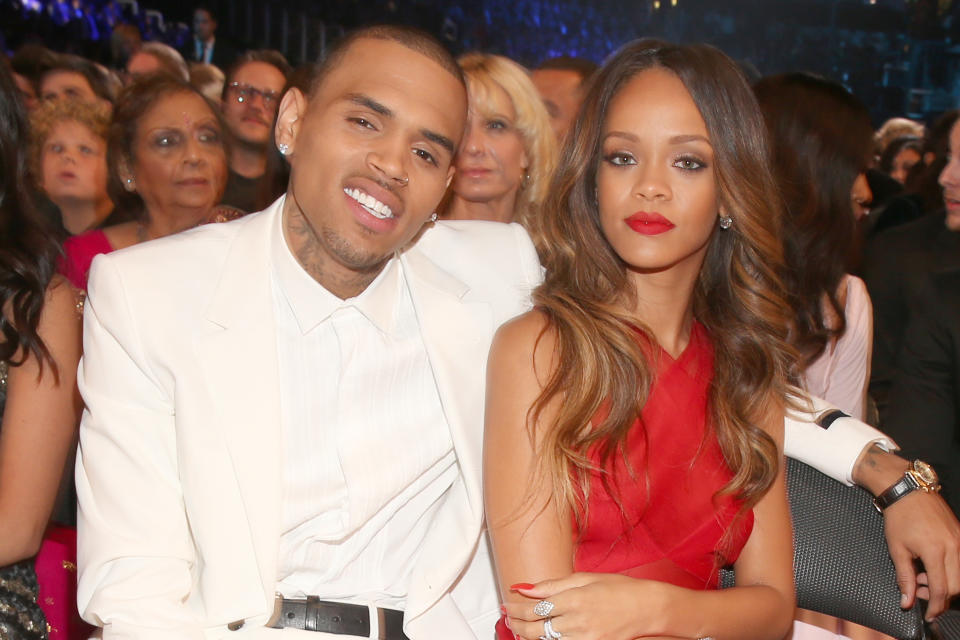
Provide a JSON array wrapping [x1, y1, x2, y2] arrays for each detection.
[[221, 50, 291, 213]]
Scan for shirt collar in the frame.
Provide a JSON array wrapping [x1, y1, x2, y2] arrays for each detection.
[[270, 209, 402, 335]]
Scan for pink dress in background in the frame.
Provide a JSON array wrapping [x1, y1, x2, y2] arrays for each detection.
[[60, 229, 113, 292], [803, 275, 873, 421]]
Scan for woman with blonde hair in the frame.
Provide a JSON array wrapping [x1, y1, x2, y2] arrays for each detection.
[[443, 53, 557, 230], [485, 39, 798, 640]]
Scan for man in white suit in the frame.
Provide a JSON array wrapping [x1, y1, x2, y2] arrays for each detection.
[[77, 25, 960, 640]]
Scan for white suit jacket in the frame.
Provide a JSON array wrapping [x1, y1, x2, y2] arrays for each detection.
[[76, 196, 892, 640], [76, 197, 542, 639]]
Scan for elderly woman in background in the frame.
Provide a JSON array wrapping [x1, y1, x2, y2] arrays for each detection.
[[442, 53, 557, 230], [61, 75, 233, 290], [30, 99, 116, 236]]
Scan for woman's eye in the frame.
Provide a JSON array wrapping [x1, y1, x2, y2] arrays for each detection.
[[604, 152, 635, 166], [153, 134, 179, 147], [674, 156, 706, 171], [487, 119, 507, 130], [199, 130, 221, 144]]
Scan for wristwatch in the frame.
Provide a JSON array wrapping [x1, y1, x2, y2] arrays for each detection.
[[873, 459, 941, 512]]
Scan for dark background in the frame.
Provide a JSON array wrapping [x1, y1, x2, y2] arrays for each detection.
[[4, 0, 960, 125]]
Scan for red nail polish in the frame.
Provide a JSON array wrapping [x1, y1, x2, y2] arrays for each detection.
[[510, 582, 535, 590]]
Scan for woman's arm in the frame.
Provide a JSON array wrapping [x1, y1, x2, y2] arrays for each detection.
[[487, 316, 795, 639], [484, 311, 575, 600], [0, 277, 83, 564]]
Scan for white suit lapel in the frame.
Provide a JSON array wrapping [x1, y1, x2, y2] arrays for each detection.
[[399, 247, 494, 627], [194, 204, 283, 612]]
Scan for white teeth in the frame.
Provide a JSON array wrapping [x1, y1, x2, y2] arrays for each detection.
[[344, 187, 394, 219]]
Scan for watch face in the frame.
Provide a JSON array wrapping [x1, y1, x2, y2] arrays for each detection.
[[913, 460, 939, 485]]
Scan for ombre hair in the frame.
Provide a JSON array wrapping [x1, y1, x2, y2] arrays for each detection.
[[532, 39, 799, 527], [457, 53, 557, 229]]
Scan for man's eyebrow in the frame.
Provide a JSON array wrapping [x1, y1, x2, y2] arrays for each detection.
[[347, 93, 454, 155], [422, 129, 455, 154], [348, 93, 392, 117]]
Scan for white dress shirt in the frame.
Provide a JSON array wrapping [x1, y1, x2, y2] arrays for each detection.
[[269, 214, 457, 609]]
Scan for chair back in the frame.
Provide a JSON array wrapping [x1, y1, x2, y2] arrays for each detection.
[[721, 458, 927, 639]]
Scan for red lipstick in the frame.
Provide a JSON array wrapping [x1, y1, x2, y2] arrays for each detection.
[[625, 211, 675, 235]]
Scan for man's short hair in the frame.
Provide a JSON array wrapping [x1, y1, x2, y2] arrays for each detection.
[[309, 25, 464, 98], [43, 54, 117, 103], [225, 50, 292, 89], [534, 56, 598, 85], [137, 42, 190, 82]]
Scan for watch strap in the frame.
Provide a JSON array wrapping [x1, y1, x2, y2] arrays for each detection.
[[873, 472, 921, 512]]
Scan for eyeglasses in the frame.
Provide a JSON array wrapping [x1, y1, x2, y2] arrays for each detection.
[[226, 82, 279, 107]]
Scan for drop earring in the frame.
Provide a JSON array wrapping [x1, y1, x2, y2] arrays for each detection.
[[719, 215, 733, 230]]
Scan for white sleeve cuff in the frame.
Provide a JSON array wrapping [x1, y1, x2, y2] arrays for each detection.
[[784, 412, 898, 486]]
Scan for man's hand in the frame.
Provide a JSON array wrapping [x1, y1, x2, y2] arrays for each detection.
[[853, 444, 960, 619], [884, 491, 960, 619]]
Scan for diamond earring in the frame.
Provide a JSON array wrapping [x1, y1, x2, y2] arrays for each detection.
[[719, 215, 733, 230], [430, 212, 438, 223], [124, 177, 136, 192], [278, 143, 290, 155]]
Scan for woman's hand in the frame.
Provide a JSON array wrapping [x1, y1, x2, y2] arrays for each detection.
[[504, 573, 680, 640]]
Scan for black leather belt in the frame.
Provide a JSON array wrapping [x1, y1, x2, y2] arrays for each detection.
[[268, 596, 409, 639]]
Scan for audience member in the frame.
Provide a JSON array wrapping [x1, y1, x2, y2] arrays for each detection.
[[755, 73, 875, 421], [531, 55, 597, 140], [39, 54, 114, 106], [125, 41, 190, 83], [108, 23, 142, 71], [884, 266, 960, 518], [29, 98, 115, 235], [756, 71, 886, 640], [188, 61, 224, 103], [442, 52, 556, 230], [220, 50, 291, 213], [76, 25, 527, 638], [183, 5, 239, 70], [487, 39, 795, 640], [880, 135, 922, 185], [874, 116, 925, 163], [61, 75, 230, 290], [0, 61, 83, 640], [864, 114, 960, 420]]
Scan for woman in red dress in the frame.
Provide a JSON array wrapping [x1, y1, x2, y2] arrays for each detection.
[[485, 40, 798, 640]]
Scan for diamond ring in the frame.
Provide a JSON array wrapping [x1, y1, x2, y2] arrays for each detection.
[[532, 599, 555, 617]]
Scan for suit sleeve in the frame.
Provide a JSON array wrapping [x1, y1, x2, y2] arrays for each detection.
[[784, 392, 898, 486], [76, 255, 207, 639], [884, 276, 958, 490]]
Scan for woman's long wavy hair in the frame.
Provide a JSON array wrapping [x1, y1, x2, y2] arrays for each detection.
[[532, 40, 799, 526], [0, 64, 60, 373], [754, 74, 874, 367]]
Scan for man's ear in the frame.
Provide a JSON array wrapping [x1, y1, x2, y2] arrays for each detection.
[[275, 87, 307, 158]]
